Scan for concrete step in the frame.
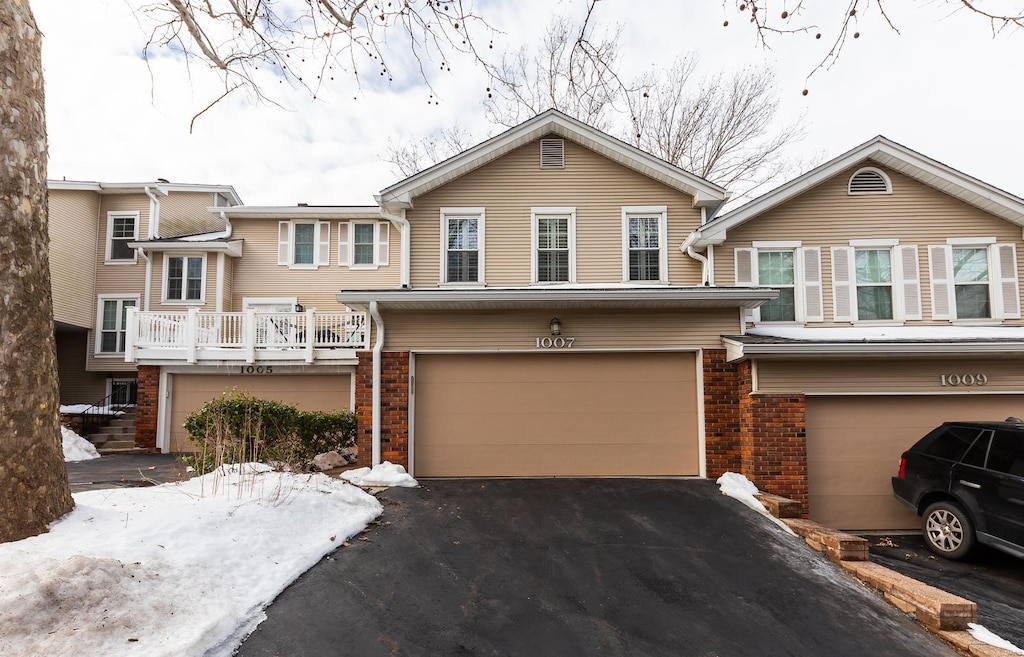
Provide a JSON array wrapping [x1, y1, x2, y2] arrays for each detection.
[[108, 418, 136, 429], [96, 446, 150, 456], [96, 439, 137, 451]]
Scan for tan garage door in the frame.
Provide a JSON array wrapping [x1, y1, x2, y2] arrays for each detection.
[[170, 374, 352, 452], [806, 395, 1024, 531], [413, 352, 699, 477]]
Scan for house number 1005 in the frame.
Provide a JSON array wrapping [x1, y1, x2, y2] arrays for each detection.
[[940, 373, 988, 386], [536, 337, 575, 349]]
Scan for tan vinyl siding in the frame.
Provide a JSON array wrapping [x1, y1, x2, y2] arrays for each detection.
[[55, 330, 109, 403], [407, 136, 704, 288], [384, 309, 739, 351], [756, 358, 1024, 394], [716, 164, 1024, 325], [95, 195, 149, 292], [160, 192, 225, 237], [220, 253, 233, 311], [229, 218, 400, 311], [49, 190, 100, 328]]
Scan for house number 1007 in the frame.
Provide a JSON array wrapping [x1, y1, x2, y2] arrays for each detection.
[[536, 337, 575, 349]]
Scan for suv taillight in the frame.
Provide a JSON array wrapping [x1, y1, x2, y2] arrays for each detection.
[[897, 456, 907, 480]]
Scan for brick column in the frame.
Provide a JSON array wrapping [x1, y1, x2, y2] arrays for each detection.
[[135, 365, 159, 451], [702, 349, 741, 477], [354, 351, 411, 469], [737, 360, 809, 515]]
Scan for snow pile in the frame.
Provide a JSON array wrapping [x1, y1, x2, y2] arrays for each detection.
[[59, 404, 123, 415], [61, 425, 100, 462], [340, 461, 418, 488], [969, 623, 1024, 655], [716, 472, 796, 536], [0, 463, 382, 657]]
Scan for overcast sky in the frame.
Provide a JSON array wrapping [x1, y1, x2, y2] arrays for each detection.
[[33, 1, 1024, 206]]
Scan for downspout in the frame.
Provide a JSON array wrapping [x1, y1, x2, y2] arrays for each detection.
[[144, 185, 161, 239], [681, 228, 711, 286], [138, 248, 153, 311], [377, 204, 411, 288], [369, 300, 384, 466], [218, 211, 233, 239]]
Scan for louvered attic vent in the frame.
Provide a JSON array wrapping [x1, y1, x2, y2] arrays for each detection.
[[848, 167, 892, 195], [540, 139, 565, 168]]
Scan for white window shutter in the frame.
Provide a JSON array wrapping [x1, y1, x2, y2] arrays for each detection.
[[896, 245, 922, 320], [831, 246, 855, 322], [317, 221, 331, 266], [800, 247, 824, 322], [734, 248, 758, 323], [278, 221, 290, 265], [377, 222, 390, 266], [337, 222, 350, 266], [929, 245, 954, 320], [995, 243, 1021, 319]]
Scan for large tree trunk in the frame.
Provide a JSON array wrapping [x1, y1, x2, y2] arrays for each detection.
[[0, 0, 74, 543]]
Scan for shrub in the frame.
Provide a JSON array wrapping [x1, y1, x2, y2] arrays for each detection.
[[180, 391, 356, 475]]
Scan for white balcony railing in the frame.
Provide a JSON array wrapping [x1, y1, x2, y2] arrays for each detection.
[[125, 308, 368, 364]]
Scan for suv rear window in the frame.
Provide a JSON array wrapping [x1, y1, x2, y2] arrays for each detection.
[[915, 425, 986, 461]]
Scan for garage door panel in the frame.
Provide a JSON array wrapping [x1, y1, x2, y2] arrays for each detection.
[[414, 353, 699, 477], [807, 395, 1024, 530]]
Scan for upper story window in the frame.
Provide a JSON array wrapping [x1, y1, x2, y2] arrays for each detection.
[[929, 240, 1020, 321], [735, 242, 823, 324], [848, 167, 892, 195], [338, 221, 390, 269], [163, 254, 205, 303], [532, 208, 576, 283], [277, 220, 330, 269], [96, 295, 138, 354], [622, 206, 667, 283], [213, 192, 233, 207], [832, 241, 921, 322], [441, 208, 484, 284], [106, 211, 139, 263], [933, 240, 1019, 323]]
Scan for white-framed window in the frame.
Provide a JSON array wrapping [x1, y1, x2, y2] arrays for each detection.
[[162, 254, 206, 303], [928, 240, 1020, 321], [622, 206, 667, 283], [213, 192, 233, 208], [831, 241, 922, 322], [847, 167, 892, 195], [277, 221, 330, 269], [531, 207, 576, 283], [338, 221, 390, 268], [105, 211, 139, 263], [440, 208, 485, 284], [735, 242, 823, 324], [95, 295, 139, 355]]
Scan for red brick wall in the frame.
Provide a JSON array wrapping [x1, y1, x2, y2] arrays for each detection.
[[703, 349, 741, 477], [737, 360, 809, 515], [355, 351, 411, 469], [135, 365, 158, 450]]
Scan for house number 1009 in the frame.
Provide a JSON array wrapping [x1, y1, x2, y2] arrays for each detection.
[[536, 337, 575, 349], [940, 373, 988, 386]]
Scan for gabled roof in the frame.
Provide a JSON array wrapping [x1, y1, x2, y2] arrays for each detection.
[[689, 136, 1024, 247], [47, 179, 243, 205], [376, 109, 727, 211]]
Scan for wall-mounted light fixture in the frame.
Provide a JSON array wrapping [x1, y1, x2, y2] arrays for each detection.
[[549, 317, 562, 336], [294, 303, 305, 313]]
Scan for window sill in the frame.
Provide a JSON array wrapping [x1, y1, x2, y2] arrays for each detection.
[[348, 264, 381, 271], [104, 260, 138, 265], [160, 300, 206, 306], [93, 353, 126, 358], [951, 319, 1003, 326], [440, 282, 485, 288], [851, 320, 904, 327], [285, 264, 319, 271]]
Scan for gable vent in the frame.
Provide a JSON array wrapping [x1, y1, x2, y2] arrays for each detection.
[[540, 139, 565, 168], [848, 167, 892, 195]]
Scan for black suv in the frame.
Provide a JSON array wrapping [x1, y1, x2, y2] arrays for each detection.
[[892, 420, 1024, 560]]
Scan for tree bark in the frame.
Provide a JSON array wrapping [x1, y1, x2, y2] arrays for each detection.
[[0, 0, 74, 543]]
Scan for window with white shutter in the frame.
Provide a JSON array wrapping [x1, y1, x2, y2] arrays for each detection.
[[896, 245, 922, 320], [801, 247, 824, 322], [340, 221, 390, 269], [995, 243, 1020, 319], [278, 221, 330, 269], [831, 246, 854, 322], [929, 240, 1015, 321]]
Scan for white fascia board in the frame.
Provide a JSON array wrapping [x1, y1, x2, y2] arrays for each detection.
[[337, 287, 776, 308], [47, 180, 103, 191], [47, 180, 243, 204], [129, 240, 243, 257], [219, 205, 379, 220], [729, 340, 1024, 361]]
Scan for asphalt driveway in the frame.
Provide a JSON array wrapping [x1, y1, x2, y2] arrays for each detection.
[[237, 479, 953, 657]]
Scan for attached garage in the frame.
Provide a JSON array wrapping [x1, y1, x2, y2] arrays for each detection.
[[806, 394, 1024, 530], [412, 352, 700, 477], [168, 372, 353, 452]]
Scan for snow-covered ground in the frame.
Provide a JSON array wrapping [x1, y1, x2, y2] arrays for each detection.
[[0, 463, 384, 657], [62, 425, 100, 462]]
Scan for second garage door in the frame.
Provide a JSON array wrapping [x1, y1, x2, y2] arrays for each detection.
[[413, 352, 700, 477], [806, 394, 1024, 531], [169, 373, 352, 452]]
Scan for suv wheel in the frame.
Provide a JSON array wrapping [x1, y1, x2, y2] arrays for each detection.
[[922, 501, 975, 560]]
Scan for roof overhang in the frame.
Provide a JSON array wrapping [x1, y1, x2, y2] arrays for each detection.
[[692, 136, 1024, 247], [376, 109, 727, 212], [128, 239, 243, 257], [337, 286, 776, 312], [47, 180, 242, 204], [218, 205, 379, 220], [723, 331, 1024, 362]]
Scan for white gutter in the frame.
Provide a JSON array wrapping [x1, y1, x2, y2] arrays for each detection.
[[369, 300, 385, 466], [138, 248, 153, 311], [680, 223, 711, 286], [144, 185, 161, 239], [376, 203, 411, 288]]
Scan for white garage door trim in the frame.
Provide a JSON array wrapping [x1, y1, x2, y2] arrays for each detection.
[[408, 348, 706, 478]]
